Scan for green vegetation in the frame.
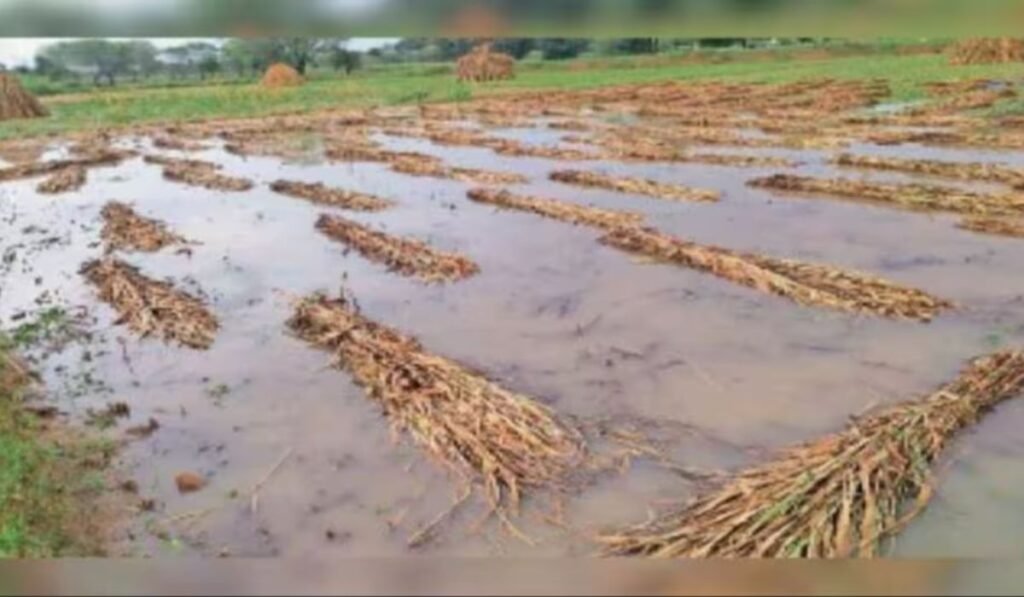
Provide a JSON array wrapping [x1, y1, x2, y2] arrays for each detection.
[[0, 313, 114, 557], [3, 47, 1023, 141]]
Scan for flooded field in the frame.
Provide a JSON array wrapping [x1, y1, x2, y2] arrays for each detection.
[[4, 78, 1024, 559]]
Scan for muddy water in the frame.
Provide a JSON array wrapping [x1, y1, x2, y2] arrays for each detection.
[[3, 122, 1024, 559]]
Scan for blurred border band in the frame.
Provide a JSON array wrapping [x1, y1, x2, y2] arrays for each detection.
[[0, 0, 1021, 37]]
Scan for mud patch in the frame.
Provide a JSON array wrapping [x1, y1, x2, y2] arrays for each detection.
[[315, 214, 479, 283], [81, 258, 218, 349]]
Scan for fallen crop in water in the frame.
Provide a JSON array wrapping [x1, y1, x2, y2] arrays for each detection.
[[0, 150, 131, 183], [154, 157, 254, 192], [389, 155, 527, 185], [152, 135, 206, 151], [36, 165, 86, 194], [833, 153, 1024, 189], [288, 294, 584, 512], [550, 170, 719, 203], [315, 214, 479, 283], [599, 227, 951, 321], [81, 258, 218, 349], [467, 188, 644, 231], [599, 350, 1024, 557], [270, 180, 392, 212], [957, 216, 1024, 238], [748, 174, 1024, 217], [100, 201, 187, 253]]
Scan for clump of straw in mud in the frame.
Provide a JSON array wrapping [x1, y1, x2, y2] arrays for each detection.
[[158, 159, 253, 192], [833, 153, 1024, 190], [486, 139, 599, 161], [315, 214, 479, 283], [748, 173, 1024, 218], [151, 135, 206, 152], [599, 350, 1024, 558], [100, 201, 188, 253], [0, 150, 131, 183], [36, 165, 86, 194], [957, 216, 1024, 239], [389, 155, 527, 185], [550, 170, 719, 203], [599, 227, 952, 322], [287, 294, 584, 513], [81, 258, 218, 349], [467, 188, 644, 231], [270, 180, 393, 212]]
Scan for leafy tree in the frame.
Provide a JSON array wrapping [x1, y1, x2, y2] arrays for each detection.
[[328, 46, 361, 74], [491, 38, 535, 60], [198, 55, 221, 80], [538, 38, 590, 60]]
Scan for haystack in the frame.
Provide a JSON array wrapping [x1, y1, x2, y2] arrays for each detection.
[[261, 62, 304, 88], [947, 38, 1024, 65], [456, 44, 516, 83], [0, 73, 48, 121]]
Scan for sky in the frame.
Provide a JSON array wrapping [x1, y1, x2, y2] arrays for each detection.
[[0, 37, 397, 67]]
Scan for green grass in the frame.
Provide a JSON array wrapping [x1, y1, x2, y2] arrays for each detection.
[[0, 318, 113, 558], [3, 51, 1024, 141]]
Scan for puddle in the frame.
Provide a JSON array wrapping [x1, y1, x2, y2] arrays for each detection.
[[3, 112, 1024, 558]]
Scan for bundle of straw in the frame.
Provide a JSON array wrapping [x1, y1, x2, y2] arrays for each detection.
[[550, 170, 719, 203], [600, 350, 1024, 557], [270, 180, 393, 212], [100, 201, 187, 253], [288, 294, 584, 512]]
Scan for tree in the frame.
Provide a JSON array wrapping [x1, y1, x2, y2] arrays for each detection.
[[607, 38, 660, 55], [328, 46, 361, 75], [492, 38, 535, 60], [38, 39, 126, 86], [198, 55, 221, 80], [538, 38, 590, 60], [276, 38, 325, 75]]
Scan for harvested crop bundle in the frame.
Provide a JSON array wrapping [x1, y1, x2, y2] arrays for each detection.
[[151, 135, 205, 151], [486, 139, 598, 161], [315, 214, 479, 283], [599, 227, 952, 322], [600, 350, 1024, 557], [142, 154, 219, 170], [957, 216, 1024, 238], [288, 294, 583, 511], [947, 38, 1024, 65], [456, 44, 516, 83], [81, 258, 217, 349], [100, 201, 188, 253], [36, 165, 86, 194], [833, 153, 1024, 189], [0, 72, 48, 121], [467, 188, 644, 231], [261, 62, 304, 88], [550, 170, 719, 203], [270, 180, 392, 212], [748, 173, 1024, 217]]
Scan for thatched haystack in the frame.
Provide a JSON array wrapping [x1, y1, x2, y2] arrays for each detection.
[[456, 44, 516, 83], [261, 62, 304, 88], [0, 73, 48, 121], [947, 38, 1024, 65]]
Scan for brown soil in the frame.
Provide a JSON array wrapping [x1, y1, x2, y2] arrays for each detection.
[[598, 226, 952, 322], [261, 63, 304, 88], [947, 38, 1024, 65], [315, 214, 480, 283], [748, 173, 1024, 217], [36, 166, 86, 194], [270, 180, 393, 212], [0, 73, 48, 121], [100, 201, 188, 253], [467, 188, 645, 231], [600, 351, 1024, 557], [550, 170, 719, 203], [287, 294, 583, 512], [80, 258, 218, 349]]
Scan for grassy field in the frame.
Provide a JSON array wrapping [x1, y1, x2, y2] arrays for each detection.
[[0, 314, 113, 557], [2, 50, 1024, 141]]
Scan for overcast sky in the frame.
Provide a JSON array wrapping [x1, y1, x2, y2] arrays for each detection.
[[0, 37, 397, 67]]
